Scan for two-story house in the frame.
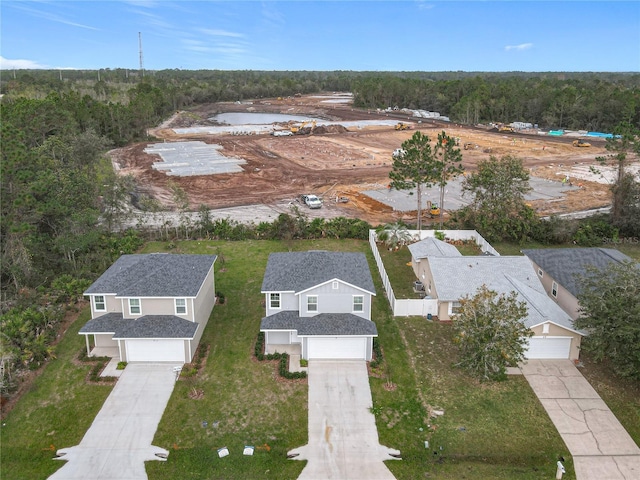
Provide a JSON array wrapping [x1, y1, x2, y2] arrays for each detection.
[[259, 251, 378, 360], [79, 253, 217, 363], [522, 248, 634, 320]]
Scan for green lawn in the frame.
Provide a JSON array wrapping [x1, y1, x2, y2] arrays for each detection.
[[1, 308, 114, 480], [13, 237, 640, 480]]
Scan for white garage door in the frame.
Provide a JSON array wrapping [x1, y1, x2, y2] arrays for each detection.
[[307, 337, 367, 360], [525, 337, 572, 359], [126, 339, 185, 362]]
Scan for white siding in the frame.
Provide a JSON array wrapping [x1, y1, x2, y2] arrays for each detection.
[[306, 337, 369, 360], [525, 337, 572, 359]]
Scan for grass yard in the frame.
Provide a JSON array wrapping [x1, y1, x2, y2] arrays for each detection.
[[8, 236, 638, 480], [376, 316, 574, 479], [0, 308, 114, 480]]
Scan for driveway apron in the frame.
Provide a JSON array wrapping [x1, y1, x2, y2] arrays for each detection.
[[48, 364, 179, 480], [521, 360, 640, 480], [289, 361, 399, 480]]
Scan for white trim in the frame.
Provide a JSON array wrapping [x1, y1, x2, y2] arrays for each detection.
[[551, 281, 558, 298], [269, 292, 281, 309], [93, 295, 106, 312], [353, 295, 364, 313], [538, 268, 544, 278], [307, 295, 318, 313], [448, 300, 462, 316], [527, 320, 584, 336], [128, 298, 141, 316], [297, 278, 376, 296], [332, 281, 339, 290], [175, 298, 187, 315], [542, 323, 550, 334]]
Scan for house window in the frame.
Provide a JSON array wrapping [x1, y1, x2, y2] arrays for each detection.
[[451, 301, 462, 314], [542, 323, 550, 334], [332, 281, 339, 290], [353, 295, 364, 312], [538, 268, 544, 278], [129, 298, 141, 315], [269, 293, 281, 309], [551, 281, 558, 298], [94, 295, 106, 311], [307, 296, 318, 312], [175, 298, 187, 315]]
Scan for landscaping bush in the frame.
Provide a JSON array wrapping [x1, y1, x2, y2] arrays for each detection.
[[369, 337, 384, 369], [254, 333, 306, 379]]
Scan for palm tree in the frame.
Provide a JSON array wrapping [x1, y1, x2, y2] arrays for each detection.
[[377, 222, 413, 250]]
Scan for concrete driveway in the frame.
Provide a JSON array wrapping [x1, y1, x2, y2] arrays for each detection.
[[288, 361, 400, 480], [48, 364, 179, 480], [521, 360, 640, 480]]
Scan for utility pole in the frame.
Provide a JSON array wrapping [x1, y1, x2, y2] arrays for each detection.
[[138, 32, 145, 78]]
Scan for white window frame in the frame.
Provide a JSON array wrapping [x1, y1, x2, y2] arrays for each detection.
[[551, 281, 558, 298], [307, 295, 318, 313], [353, 295, 364, 313], [449, 301, 462, 315], [94, 295, 106, 312], [175, 298, 187, 315], [332, 281, 339, 290], [129, 298, 141, 315], [538, 268, 544, 278], [269, 293, 281, 309], [542, 323, 550, 334]]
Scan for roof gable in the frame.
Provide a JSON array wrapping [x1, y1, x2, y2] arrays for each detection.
[[261, 251, 375, 294], [85, 254, 217, 298], [505, 276, 583, 334], [522, 248, 634, 297], [408, 237, 462, 259]]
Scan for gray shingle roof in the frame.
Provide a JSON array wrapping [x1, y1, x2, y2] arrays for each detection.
[[408, 237, 462, 259], [79, 313, 198, 339], [505, 276, 583, 333], [260, 310, 378, 336], [85, 254, 216, 297], [261, 251, 375, 294], [428, 256, 542, 301], [522, 248, 634, 297]]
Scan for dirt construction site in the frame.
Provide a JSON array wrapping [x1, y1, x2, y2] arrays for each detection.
[[111, 93, 634, 226]]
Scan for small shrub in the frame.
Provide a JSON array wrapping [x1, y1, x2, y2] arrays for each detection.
[[300, 359, 308, 367], [116, 361, 127, 370], [216, 291, 226, 304], [254, 334, 306, 380]]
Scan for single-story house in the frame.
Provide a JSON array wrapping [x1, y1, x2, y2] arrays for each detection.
[[421, 255, 584, 360], [260, 251, 378, 361], [80, 253, 217, 363], [522, 248, 634, 320]]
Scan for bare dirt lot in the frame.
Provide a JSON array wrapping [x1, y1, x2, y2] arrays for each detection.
[[112, 94, 616, 225]]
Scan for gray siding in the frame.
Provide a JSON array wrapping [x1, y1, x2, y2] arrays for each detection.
[[299, 282, 371, 319], [265, 292, 297, 317]]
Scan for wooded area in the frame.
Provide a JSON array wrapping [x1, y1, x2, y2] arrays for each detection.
[[1, 69, 639, 398]]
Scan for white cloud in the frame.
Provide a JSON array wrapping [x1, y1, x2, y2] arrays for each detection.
[[0, 56, 49, 70], [198, 28, 245, 39], [10, 3, 98, 30], [505, 43, 533, 52], [416, 2, 436, 10]]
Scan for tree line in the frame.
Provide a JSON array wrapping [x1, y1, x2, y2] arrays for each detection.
[[3, 70, 639, 132]]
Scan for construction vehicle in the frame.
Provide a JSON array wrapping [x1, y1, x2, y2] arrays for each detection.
[[463, 143, 475, 150], [498, 125, 515, 133], [290, 121, 307, 134], [395, 122, 411, 131], [426, 202, 440, 218], [572, 139, 591, 147]]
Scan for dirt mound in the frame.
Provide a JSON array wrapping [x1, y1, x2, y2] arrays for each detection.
[[313, 124, 349, 135]]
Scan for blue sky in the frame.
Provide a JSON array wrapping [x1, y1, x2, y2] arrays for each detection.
[[1, 1, 639, 72]]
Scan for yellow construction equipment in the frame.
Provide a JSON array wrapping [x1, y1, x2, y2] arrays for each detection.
[[395, 122, 411, 131], [572, 139, 591, 147], [463, 142, 475, 150], [429, 203, 440, 218], [498, 125, 514, 133]]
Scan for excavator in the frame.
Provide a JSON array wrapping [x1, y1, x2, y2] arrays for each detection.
[[498, 124, 515, 133], [395, 122, 411, 131], [572, 139, 591, 147]]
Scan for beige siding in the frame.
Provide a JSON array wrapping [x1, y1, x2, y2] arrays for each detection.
[[438, 301, 451, 321], [191, 264, 217, 353], [90, 294, 121, 318], [529, 260, 581, 320], [530, 323, 582, 360]]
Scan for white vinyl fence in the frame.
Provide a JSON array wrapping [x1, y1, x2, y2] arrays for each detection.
[[369, 229, 498, 317]]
